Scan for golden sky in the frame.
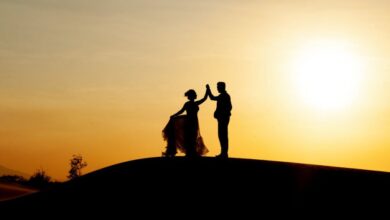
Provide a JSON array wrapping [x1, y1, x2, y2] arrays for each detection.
[[1, 0, 390, 179]]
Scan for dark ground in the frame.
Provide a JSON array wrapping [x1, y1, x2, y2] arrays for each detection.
[[0, 183, 36, 202], [1, 157, 390, 217]]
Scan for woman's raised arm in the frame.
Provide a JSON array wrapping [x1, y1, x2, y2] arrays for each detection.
[[195, 89, 208, 105]]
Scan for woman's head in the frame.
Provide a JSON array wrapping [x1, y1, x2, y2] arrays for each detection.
[[185, 89, 197, 100]]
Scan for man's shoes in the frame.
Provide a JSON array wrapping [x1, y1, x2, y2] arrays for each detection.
[[215, 153, 228, 159]]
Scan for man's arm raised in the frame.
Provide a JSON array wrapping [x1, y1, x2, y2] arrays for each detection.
[[206, 84, 217, 101]]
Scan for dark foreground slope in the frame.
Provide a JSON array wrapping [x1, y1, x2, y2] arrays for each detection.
[[0, 183, 36, 202], [1, 157, 390, 217]]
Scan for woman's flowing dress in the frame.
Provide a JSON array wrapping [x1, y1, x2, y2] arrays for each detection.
[[162, 115, 208, 157]]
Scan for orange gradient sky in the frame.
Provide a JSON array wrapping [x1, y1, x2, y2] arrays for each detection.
[[1, 0, 390, 179]]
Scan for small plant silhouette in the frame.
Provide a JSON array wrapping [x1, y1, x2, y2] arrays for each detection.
[[28, 169, 52, 188], [67, 154, 87, 180]]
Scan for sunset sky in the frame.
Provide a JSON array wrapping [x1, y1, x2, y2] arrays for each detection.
[[2, 0, 390, 179]]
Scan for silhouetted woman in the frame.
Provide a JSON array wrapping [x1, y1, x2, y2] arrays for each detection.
[[162, 89, 209, 157]]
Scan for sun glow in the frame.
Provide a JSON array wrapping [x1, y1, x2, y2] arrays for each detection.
[[293, 40, 365, 112]]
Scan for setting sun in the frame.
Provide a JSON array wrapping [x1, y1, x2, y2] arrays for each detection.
[[293, 40, 365, 112]]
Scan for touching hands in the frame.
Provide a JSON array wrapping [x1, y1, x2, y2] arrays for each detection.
[[206, 84, 211, 95]]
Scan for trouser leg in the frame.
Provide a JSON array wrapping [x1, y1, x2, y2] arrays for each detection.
[[218, 117, 230, 155]]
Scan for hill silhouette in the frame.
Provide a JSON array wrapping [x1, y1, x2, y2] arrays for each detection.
[[1, 157, 389, 217], [0, 165, 29, 178]]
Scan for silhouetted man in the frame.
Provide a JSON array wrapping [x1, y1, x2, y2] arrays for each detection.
[[207, 82, 232, 158]]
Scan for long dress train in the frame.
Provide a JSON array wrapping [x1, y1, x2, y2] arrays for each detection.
[[162, 115, 208, 157]]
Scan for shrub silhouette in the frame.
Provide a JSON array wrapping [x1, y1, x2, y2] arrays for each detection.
[[0, 175, 27, 184], [28, 169, 52, 189], [67, 154, 87, 180]]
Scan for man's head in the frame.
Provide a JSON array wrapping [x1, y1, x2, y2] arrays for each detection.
[[217, 82, 226, 93]]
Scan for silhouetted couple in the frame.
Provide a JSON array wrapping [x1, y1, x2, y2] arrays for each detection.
[[163, 82, 232, 158]]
